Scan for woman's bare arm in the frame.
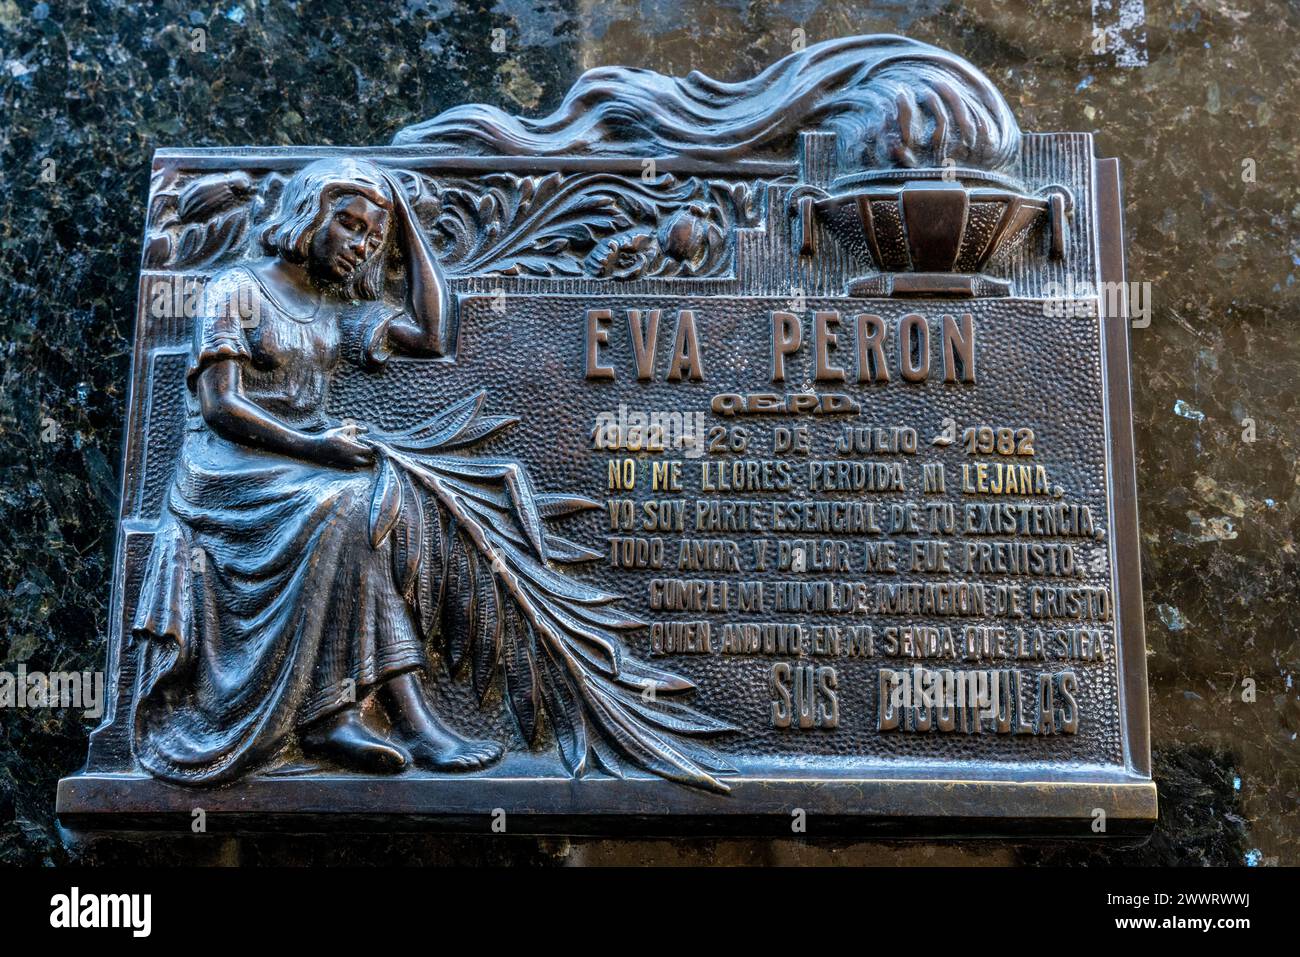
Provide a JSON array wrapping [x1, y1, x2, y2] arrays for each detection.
[[197, 360, 371, 468], [380, 174, 449, 357]]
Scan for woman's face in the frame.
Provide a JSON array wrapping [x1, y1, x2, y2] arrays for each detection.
[[309, 192, 388, 282]]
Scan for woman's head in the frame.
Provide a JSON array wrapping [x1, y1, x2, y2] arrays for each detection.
[[260, 158, 395, 299]]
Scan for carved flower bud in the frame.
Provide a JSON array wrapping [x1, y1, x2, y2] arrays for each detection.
[[658, 204, 710, 263]]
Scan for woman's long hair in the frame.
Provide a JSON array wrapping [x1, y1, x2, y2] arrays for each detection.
[[260, 158, 393, 300]]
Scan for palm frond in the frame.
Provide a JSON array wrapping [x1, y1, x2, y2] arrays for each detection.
[[364, 396, 734, 793]]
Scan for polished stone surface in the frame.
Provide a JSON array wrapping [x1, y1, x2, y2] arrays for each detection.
[[0, 0, 1294, 865]]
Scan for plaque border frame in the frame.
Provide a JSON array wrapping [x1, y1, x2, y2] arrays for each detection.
[[55, 144, 1157, 837]]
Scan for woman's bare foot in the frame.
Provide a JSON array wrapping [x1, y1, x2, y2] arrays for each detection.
[[383, 671, 504, 771], [301, 706, 410, 773]]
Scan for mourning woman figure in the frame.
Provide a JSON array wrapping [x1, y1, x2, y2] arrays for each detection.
[[132, 158, 503, 783]]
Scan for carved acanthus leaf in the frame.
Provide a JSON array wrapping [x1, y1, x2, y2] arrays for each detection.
[[427, 171, 760, 280], [144, 170, 286, 271]]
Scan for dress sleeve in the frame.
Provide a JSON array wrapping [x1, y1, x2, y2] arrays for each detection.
[[187, 268, 255, 391], [338, 300, 402, 369]]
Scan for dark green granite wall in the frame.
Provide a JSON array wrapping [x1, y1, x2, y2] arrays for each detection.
[[1, 0, 1295, 865]]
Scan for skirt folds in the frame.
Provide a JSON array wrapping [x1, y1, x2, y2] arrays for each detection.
[[131, 430, 424, 785]]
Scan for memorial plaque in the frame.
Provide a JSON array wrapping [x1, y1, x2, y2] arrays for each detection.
[[57, 34, 1155, 833]]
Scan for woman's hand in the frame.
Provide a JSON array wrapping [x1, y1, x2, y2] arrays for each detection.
[[313, 423, 375, 469]]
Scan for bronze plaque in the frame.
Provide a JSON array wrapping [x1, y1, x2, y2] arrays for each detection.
[[58, 34, 1155, 833]]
